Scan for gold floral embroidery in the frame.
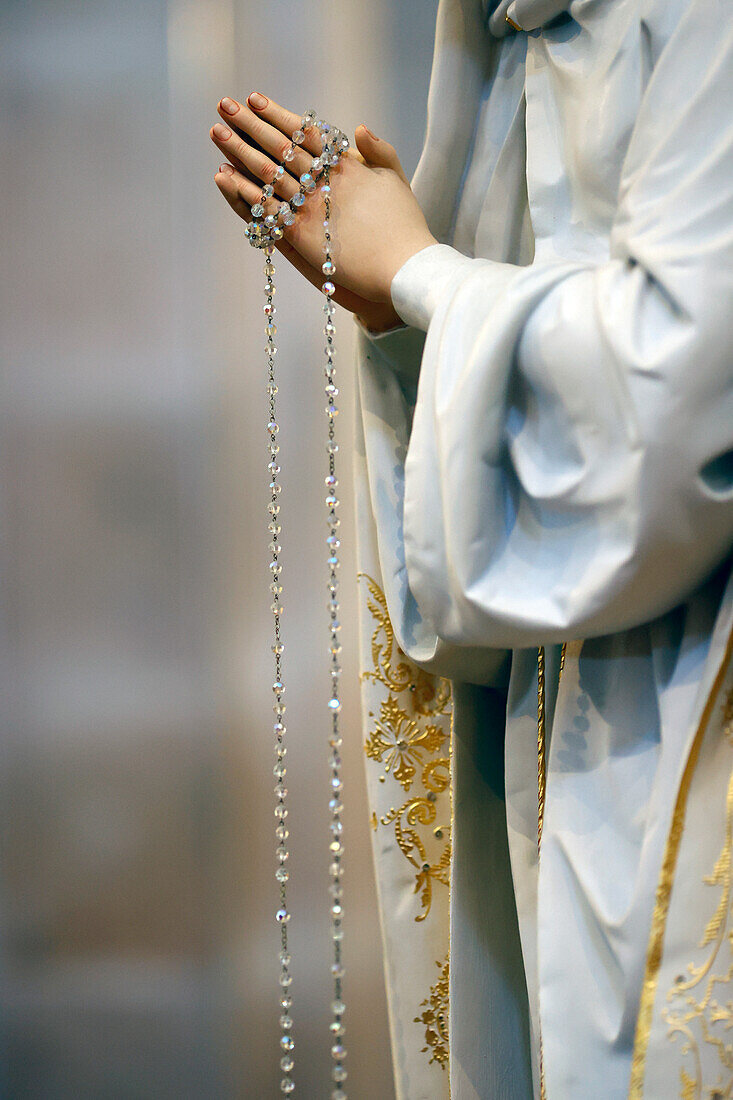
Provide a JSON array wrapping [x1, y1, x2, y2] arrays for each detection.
[[415, 954, 450, 1069], [359, 572, 451, 717], [358, 572, 453, 1076], [365, 695, 447, 791], [662, 686, 733, 1099]]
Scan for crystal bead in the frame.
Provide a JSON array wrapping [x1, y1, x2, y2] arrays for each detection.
[[328, 697, 341, 713], [292, 129, 305, 144], [275, 825, 288, 841], [322, 260, 336, 276], [263, 183, 275, 197], [280, 1079, 295, 1094], [331, 966, 346, 981], [264, 282, 276, 296], [272, 226, 284, 240], [275, 805, 288, 820], [279, 972, 293, 988], [276, 907, 290, 923], [330, 1021, 345, 1037], [273, 702, 286, 715], [272, 680, 284, 693], [332, 1090, 347, 1100], [277, 845, 289, 862], [280, 951, 292, 966], [333, 1066, 348, 1083], [274, 165, 285, 178], [331, 1000, 346, 1016], [276, 867, 289, 883], [271, 603, 284, 616], [270, 561, 282, 574], [304, 178, 316, 193], [280, 1014, 294, 1030], [322, 281, 336, 296], [264, 303, 276, 317], [264, 215, 277, 229], [320, 184, 331, 195], [325, 473, 338, 486], [327, 535, 341, 547], [329, 153, 340, 165], [327, 440, 339, 452], [331, 776, 343, 792], [312, 156, 323, 171], [251, 203, 265, 218], [291, 192, 305, 207], [329, 798, 343, 813], [333, 926, 344, 942], [280, 995, 293, 1011], [280, 1035, 295, 1051], [283, 146, 296, 162]]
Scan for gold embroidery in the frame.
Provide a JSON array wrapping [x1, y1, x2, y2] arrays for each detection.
[[358, 571, 453, 1080], [358, 573, 453, 921], [359, 572, 451, 717], [661, 686, 733, 1099], [365, 695, 447, 792], [415, 954, 450, 1069], [629, 631, 733, 1098]]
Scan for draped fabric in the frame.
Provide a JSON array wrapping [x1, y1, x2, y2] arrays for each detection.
[[352, 1, 733, 1096]]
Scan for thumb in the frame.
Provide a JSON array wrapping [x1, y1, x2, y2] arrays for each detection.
[[354, 124, 409, 184]]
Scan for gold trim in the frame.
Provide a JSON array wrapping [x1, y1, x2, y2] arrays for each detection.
[[629, 627, 733, 1097]]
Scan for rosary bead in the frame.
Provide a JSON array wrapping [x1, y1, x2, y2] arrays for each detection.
[[292, 129, 305, 144], [280, 1035, 295, 1051], [291, 192, 305, 207], [322, 281, 336, 296], [264, 215, 277, 229], [271, 227, 285, 240], [322, 260, 336, 276], [283, 146, 296, 162], [251, 203, 265, 218], [263, 183, 275, 198]]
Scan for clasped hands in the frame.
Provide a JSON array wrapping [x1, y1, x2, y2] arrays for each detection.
[[211, 92, 436, 334]]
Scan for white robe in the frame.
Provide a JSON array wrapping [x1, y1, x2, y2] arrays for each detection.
[[352, 1, 733, 1097]]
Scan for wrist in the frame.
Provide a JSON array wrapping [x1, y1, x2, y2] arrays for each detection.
[[382, 234, 438, 303]]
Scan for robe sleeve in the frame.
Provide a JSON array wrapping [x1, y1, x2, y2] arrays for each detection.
[[382, 0, 733, 648]]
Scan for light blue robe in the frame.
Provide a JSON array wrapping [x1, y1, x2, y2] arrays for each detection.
[[352, 0, 733, 1097]]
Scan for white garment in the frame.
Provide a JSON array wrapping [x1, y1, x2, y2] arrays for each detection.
[[353, 1, 733, 1097]]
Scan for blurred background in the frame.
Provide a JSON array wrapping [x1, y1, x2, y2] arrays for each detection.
[[0, 1, 438, 1095]]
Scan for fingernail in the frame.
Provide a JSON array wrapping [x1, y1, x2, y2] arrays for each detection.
[[362, 124, 378, 140], [219, 163, 233, 174], [248, 91, 268, 110], [220, 97, 239, 114], [213, 123, 232, 139]]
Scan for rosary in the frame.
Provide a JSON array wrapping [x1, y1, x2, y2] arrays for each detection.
[[245, 109, 350, 1098]]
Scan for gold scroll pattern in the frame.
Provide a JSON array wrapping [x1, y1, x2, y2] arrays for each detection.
[[415, 953, 451, 1069], [358, 573, 453, 1072], [663, 686, 733, 1100]]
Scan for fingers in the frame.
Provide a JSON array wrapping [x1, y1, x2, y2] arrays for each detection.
[[211, 121, 300, 201], [214, 162, 281, 222], [216, 97, 314, 177], [354, 125, 409, 184], [245, 92, 324, 158]]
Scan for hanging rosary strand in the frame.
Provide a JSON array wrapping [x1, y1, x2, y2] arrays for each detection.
[[246, 109, 350, 1099]]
